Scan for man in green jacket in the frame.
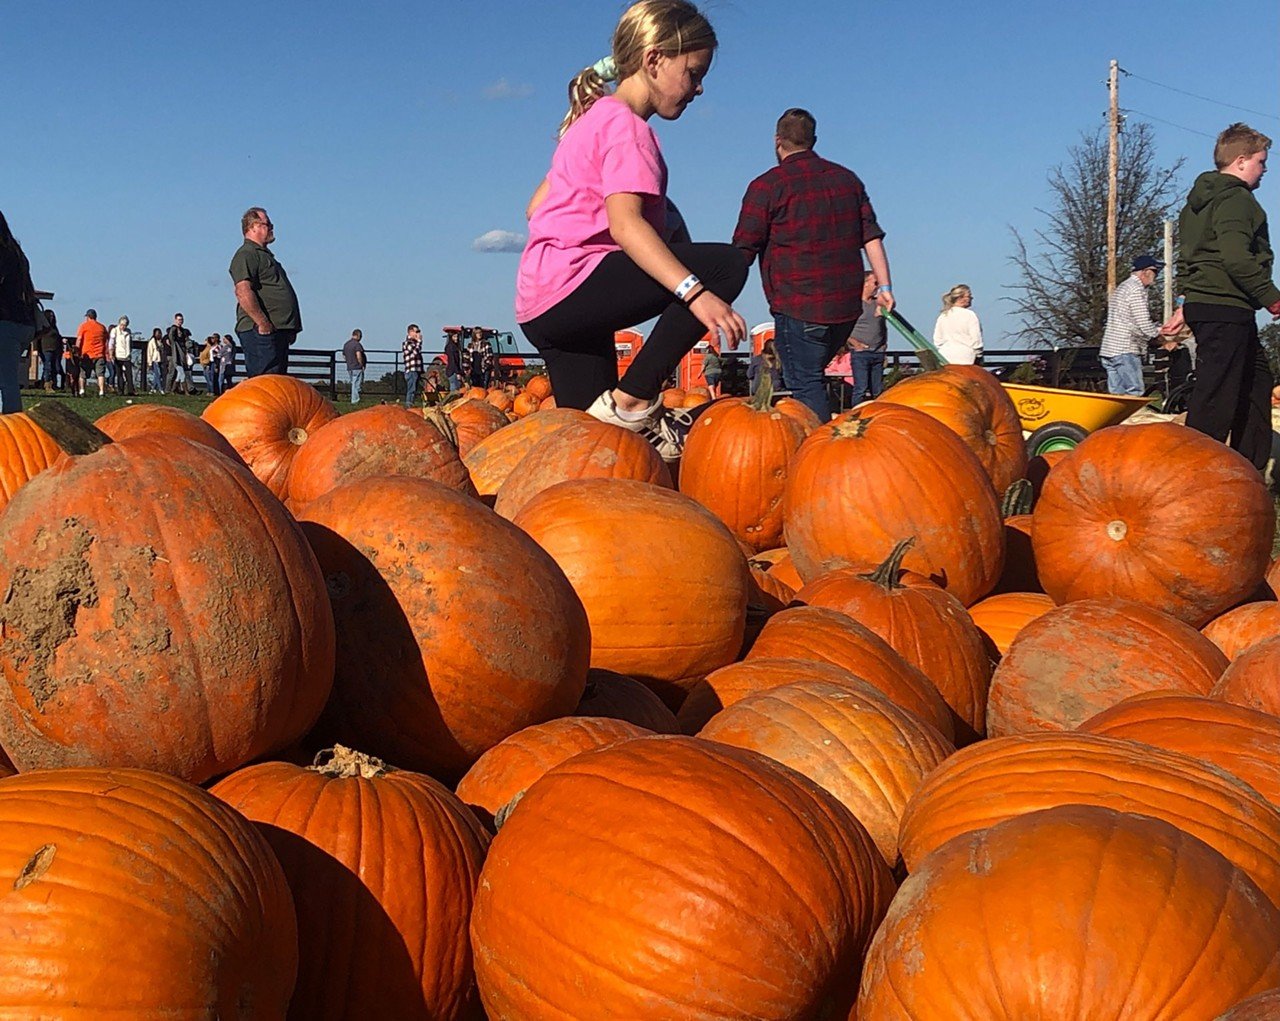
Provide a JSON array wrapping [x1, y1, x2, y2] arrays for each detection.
[[1170, 123, 1280, 471]]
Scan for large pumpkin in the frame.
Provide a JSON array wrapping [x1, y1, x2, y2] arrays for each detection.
[[1203, 602, 1280, 660], [95, 403, 245, 464], [299, 477, 589, 781], [203, 373, 339, 499], [858, 806, 1280, 1019], [212, 748, 490, 1021], [0, 434, 335, 782], [1080, 693, 1280, 809], [470, 736, 895, 1020], [462, 408, 589, 498], [0, 412, 63, 513], [745, 606, 955, 741], [1214, 636, 1280, 715], [0, 767, 298, 1015], [286, 404, 476, 510], [784, 403, 1003, 605], [512, 479, 749, 707], [877, 364, 1027, 493], [967, 591, 1055, 659], [1220, 989, 1280, 1020], [986, 598, 1228, 736], [701, 679, 954, 866], [897, 731, 1280, 907], [794, 541, 992, 744], [493, 418, 671, 521], [1032, 422, 1274, 627], [678, 379, 810, 553], [574, 669, 680, 734]]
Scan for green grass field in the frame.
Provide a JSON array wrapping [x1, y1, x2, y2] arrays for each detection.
[[18, 387, 372, 420]]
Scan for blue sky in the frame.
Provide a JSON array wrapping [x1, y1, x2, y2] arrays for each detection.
[[6, 0, 1277, 355]]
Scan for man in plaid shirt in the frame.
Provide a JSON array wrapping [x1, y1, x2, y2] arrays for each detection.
[[402, 323, 425, 408], [733, 108, 895, 419], [1100, 255, 1163, 395]]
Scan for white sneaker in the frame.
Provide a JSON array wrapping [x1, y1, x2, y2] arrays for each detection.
[[585, 390, 690, 462]]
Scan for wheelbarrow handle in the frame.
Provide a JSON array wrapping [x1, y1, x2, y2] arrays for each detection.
[[883, 308, 948, 368]]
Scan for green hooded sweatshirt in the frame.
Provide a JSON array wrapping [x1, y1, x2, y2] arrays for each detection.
[[1176, 170, 1280, 312]]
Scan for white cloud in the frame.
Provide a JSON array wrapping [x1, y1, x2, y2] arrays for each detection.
[[483, 78, 534, 100], [472, 230, 526, 253]]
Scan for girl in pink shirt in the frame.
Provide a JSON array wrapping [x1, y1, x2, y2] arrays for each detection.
[[516, 0, 747, 461]]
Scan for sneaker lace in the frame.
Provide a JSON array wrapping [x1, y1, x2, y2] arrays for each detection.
[[640, 406, 693, 460]]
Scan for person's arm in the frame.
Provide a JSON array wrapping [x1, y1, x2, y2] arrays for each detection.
[[526, 177, 550, 221], [605, 192, 746, 349], [1217, 195, 1280, 312], [731, 179, 770, 268], [863, 238, 894, 313], [969, 309, 984, 351], [233, 281, 272, 334], [1127, 285, 1160, 339]]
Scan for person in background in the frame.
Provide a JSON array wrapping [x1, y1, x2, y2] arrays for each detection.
[[701, 344, 722, 397], [0, 212, 37, 413], [933, 284, 983, 366], [76, 309, 109, 398], [219, 334, 235, 392], [166, 313, 192, 395], [146, 328, 165, 392], [110, 315, 137, 396], [423, 367, 446, 405], [198, 334, 216, 396], [230, 207, 302, 376], [36, 309, 61, 392], [63, 333, 81, 396], [847, 270, 887, 399], [343, 328, 367, 403], [1100, 257, 1162, 395], [442, 328, 462, 391], [461, 326, 495, 391], [824, 345, 854, 410], [206, 334, 224, 398], [403, 323, 424, 408], [747, 338, 785, 395]]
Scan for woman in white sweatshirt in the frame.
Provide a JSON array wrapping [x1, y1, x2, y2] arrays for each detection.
[[110, 316, 136, 395], [932, 284, 983, 365]]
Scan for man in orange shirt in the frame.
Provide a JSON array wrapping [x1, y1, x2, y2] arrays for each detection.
[[75, 309, 109, 397]]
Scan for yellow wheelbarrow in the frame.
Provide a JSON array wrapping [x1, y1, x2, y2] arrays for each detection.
[[1001, 382, 1154, 456]]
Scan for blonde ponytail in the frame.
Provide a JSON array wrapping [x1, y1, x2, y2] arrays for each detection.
[[941, 284, 971, 312], [558, 66, 611, 138]]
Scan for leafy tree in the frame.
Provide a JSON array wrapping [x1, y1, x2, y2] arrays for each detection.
[[1261, 321, 1280, 378], [1007, 122, 1184, 349]]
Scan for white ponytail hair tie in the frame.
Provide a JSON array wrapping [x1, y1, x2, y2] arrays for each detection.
[[591, 56, 618, 82]]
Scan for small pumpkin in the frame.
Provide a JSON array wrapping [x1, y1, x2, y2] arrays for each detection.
[[511, 392, 540, 417], [966, 591, 1055, 659], [524, 375, 553, 400], [575, 669, 680, 733]]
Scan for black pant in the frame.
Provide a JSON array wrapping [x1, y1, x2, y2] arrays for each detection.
[[115, 358, 136, 395], [1185, 305, 1273, 471], [519, 243, 748, 409]]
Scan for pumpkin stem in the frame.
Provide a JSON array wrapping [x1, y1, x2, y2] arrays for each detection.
[[311, 745, 392, 779], [859, 537, 915, 591], [422, 404, 459, 450], [24, 402, 113, 456], [1001, 478, 1034, 517], [494, 790, 525, 829], [748, 371, 774, 413]]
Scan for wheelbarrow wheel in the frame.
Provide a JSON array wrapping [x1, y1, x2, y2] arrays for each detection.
[[1026, 421, 1089, 457]]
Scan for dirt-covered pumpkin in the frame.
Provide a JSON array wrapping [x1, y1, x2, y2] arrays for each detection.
[[299, 476, 589, 781], [1214, 636, 1280, 715], [0, 433, 335, 782], [1032, 422, 1274, 627], [784, 403, 1003, 605], [95, 403, 246, 464], [0, 412, 63, 513], [213, 747, 490, 1020], [1203, 602, 1280, 660], [0, 766, 298, 1016], [1220, 989, 1280, 1020], [470, 736, 895, 1020], [858, 806, 1280, 1019], [437, 398, 509, 458], [461, 408, 589, 499], [203, 373, 339, 499]]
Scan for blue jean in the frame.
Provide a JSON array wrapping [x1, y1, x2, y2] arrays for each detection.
[[404, 370, 421, 408], [0, 321, 35, 414], [851, 350, 886, 401], [151, 363, 164, 392], [349, 368, 364, 403], [41, 349, 60, 388], [237, 328, 294, 377], [446, 372, 459, 392], [773, 313, 855, 421], [1102, 353, 1144, 396], [206, 363, 222, 397]]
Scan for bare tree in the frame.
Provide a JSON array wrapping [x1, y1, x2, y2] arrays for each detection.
[[1006, 122, 1184, 349]]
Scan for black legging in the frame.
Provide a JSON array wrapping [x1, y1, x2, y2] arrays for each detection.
[[519, 243, 748, 409]]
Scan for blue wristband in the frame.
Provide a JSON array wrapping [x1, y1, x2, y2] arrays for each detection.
[[876, 285, 893, 294]]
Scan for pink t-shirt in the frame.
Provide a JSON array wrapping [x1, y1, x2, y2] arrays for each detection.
[[516, 96, 668, 322]]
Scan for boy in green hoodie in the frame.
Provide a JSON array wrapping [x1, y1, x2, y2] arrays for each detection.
[[1168, 123, 1280, 471]]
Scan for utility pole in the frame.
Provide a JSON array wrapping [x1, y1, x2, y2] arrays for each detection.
[[1163, 219, 1174, 321], [1107, 59, 1119, 296]]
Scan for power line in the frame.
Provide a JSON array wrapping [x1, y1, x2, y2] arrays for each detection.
[[1120, 107, 1217, 139], [1118, 67, 1279, 122]]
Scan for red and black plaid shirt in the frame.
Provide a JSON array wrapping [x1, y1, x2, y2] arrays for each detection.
[[733, 149, 884, 325]]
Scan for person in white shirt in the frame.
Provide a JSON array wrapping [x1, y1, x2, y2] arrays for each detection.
[[933, 284, 983, 365], [1100, 255, 1163, 396], [108, 315, 136, 395]]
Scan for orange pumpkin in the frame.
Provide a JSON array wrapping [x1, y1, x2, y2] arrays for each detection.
[[203, 373, 339, 500], [299, 477, 589, 781], [213, 748, 489, 1020], [744, 606, 955, 742], [524, 375, 553, 400], [701, 679, 954, 866], [470, 736, 895, 1020], [765, 551, 804, 590], [95, 404, 245, 465], [511, 392, 540, 417], [793, 541, 992, 744], [660, 387, 686, 408], [574, 669, 680, 733], [774, 396, 823, 434], [877, 364, 1028, 493], [485, 389, 514, 413], [466, 386, 488, 400], [539, 395, 557, 411], [1080, 693, 1280, 808], [461, 408, 591, 499], [1024, 448, 1069, 501], [678, 381, 810, 553], [1220, 989, 1280, 1020], [440, 398, 510, 458], [967, 591, 1055, 659], [0, 767, 298, 1015], [986, 598, 1227, 736], [0, 434, 335, 782], [897, 731, 1280, 908], [285, 404, 476, 511], [1214, 636, 1280, 714], [1203, 601, 1280, 660], [512, 479, 749, 707], [493, 419, 671, 521], [858, 806, 1280, 1019], [1032, 422, 1275, 627], [993, 513, 1042, 594], [784, 403, 1004, 605], [0, 412, 63, 513], [680, 391, 711, 408], [748, 562, 797, 610]]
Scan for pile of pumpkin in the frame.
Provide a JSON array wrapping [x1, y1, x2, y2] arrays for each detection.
[[465, 373, 554, 419], [1, 363, 1280, 1018]]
